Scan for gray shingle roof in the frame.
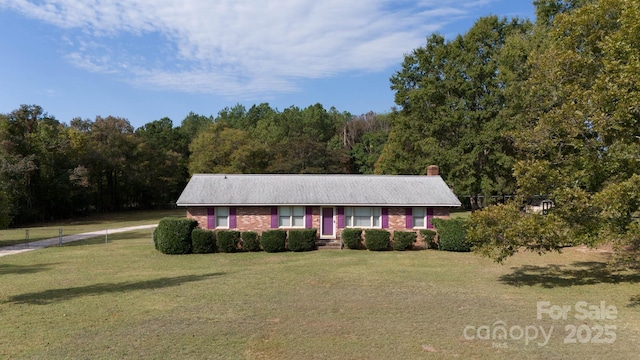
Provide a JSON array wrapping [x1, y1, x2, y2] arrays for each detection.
[[177, 174, 461, 207]]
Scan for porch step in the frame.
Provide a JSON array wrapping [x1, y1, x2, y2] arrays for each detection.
[[316, 240, 343, 250]]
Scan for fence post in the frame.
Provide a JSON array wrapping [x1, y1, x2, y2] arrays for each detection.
[[59, 228, 63, 246], [25, 229, 29, 248], [105, 229, 108, 244]]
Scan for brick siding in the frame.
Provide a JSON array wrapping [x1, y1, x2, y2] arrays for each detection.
[[186, 206, 452, 248]]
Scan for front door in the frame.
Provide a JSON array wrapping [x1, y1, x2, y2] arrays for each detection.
[[321, 207, 335, 239]]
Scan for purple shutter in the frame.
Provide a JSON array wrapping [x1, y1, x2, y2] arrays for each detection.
[[207, 208, 215, 229], [305, 206, 313, 229], [270, 207, 278, 228], [337, 207, 344, 228], [405, 208, 413, 229], [381, 207, 389, 229], [427, 207, 434, 229], [229, 207, 237, 228]]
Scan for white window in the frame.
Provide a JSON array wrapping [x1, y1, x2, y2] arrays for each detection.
[[279, 206, 305, 228], [413, 207, 426, 228], [216, 207, 229, 228], [345, 207, 381, 228]]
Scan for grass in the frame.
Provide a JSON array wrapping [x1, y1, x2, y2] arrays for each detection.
[[0, 209, 183, 247], [1, 230, 639, 359], [451, 209, 471, 219]]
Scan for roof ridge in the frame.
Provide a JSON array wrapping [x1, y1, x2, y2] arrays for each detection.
[[178, 173, 459, 207]]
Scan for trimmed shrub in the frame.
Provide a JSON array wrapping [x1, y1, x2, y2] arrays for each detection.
[[154, 217, 198, 254], [364, 229, 390, 251], [241, 231, 261, 252], [431, 218, 470, 252], [342, 228, 363, 249], [420, 229, 438, 249], [191, 228, 216, 254], [261, 230, 287, 253], [216, 230, 241, 253], [393, 231, 417, 251], [288, 228, 317, 252]]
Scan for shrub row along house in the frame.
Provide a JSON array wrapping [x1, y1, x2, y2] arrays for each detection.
[[176, 165, 461, 248]]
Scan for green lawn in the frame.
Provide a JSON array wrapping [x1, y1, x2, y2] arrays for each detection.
[[0, 209, 183, 247], [451, 210, 471, 219], [1, 229, 639, 359]]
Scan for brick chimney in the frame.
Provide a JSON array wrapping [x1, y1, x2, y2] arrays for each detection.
[[426, 165, 439, 176]]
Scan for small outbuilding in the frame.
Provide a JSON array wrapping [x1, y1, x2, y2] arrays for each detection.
[[176, 166, 461, 246]]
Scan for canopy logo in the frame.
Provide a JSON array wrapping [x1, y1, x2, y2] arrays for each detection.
[[463, 300, 617, 348]]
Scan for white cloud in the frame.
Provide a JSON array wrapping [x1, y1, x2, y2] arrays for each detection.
[[1, 0, 496, 97]]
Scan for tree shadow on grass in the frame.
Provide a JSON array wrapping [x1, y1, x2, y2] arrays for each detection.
[[0, 263, 61, 275], [499, 262, 640, 288], [628, 295, 640, 308], [5, 272, 224, 305]]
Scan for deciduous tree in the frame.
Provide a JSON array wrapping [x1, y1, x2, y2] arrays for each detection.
[[134, 117, 189, 207], [0, 105, 73, 223], [469, 0, 640, 268], [378, 16, 530, 209]]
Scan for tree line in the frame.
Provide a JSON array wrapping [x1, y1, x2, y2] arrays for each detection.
[[0, 104, 390, 227]]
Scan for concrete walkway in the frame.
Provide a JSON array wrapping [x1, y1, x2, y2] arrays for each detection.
[[0, 224, 157, 257]]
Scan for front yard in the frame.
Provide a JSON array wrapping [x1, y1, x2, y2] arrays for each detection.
[[1, 228, 638, 359]]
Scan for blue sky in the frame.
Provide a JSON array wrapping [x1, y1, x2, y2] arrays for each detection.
[[0, 0, 535, 129]]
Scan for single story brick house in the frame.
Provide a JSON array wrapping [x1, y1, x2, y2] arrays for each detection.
[[176, 166, 461, 246]]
